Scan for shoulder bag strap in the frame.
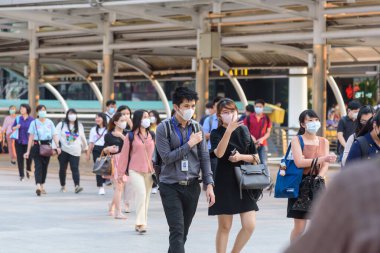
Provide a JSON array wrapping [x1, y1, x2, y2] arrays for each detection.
[[34, 120, 41, 144], [94, 128, 106, 145]]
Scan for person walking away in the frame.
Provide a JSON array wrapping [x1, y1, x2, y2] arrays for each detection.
[[149, 110, 161, 194], [238, 104, 255, 122], [12, 104, 34, 181], [24, 105, 55, 196], [156, 87, 215, 253], [53, 109, 88, 193], [209, 98, 260, 253], [341, 105, 374, 166], [87, 113, 108, 195], [105, 100, 117, 123], [337, 100, 361, 162], [287, 109, 336, 242], [346, 110, 380, 164], [244, 99, 272, 165], [118, 110, 155, 233], [103, 112, 128, 219], [2, 105, 17, 165]]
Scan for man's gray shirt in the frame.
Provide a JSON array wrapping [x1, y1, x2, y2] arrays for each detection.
[[155, 118, 214, 185]]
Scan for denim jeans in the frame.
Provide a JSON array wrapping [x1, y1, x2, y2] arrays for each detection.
[[257, 146, 268, 165]]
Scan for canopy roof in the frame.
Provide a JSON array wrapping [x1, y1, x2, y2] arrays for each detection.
[[0, 0, 379, 81]]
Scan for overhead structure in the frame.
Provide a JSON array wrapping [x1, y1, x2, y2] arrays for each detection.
[[0, 0, 379, 127]]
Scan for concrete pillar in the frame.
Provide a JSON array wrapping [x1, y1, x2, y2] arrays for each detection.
[[28, 23, 39, 117], [288, 68, 308, 129], [312, 0, 327, 137], [195, 59, 210, 121], [102, 17, 114, 112]]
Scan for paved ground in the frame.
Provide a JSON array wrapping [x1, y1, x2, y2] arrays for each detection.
[[0, 154, 339, 253]]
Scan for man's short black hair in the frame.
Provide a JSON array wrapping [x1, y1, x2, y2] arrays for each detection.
[[347, 100, 361, 110], [106, 100, 116, 107], [205, 102, 214, 109], [245, 104, 255, 113], [255, 99, 265, 106], [212, 96, 224, 106], [172, 87, 199, 106]]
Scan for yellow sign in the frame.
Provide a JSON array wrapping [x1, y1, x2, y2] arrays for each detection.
[[220, 69, 248, 77]]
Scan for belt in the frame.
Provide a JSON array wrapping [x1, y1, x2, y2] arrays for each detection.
[[177, 178, 200, 186]]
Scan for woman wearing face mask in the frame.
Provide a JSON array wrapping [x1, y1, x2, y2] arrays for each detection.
[[53, 109, 88, 193], [209, 98, 260, 253], [2, 105, 17, 165], [87, 113, 108, 195], [103, 112, 128, 219], [288, 109, 336, 242], [117, 105, 133, 133], [118, 110, 155, 233], [149, 110, 161, 133], [24, 105, 56, 196], [346, 110, 380, 163], [341, 106, 375, 166], [12, 104, 34, 181]]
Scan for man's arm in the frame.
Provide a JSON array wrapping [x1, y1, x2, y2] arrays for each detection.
[[337, 119, 346, 147], [155, 123, 192, 165]]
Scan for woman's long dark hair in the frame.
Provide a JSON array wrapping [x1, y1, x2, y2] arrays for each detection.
[[149, 110, 161, 125], [354, 105, 375, 136], [108, 112, 123, 132], [64, 108, 79, 133], [297, 109, 320, 135], [96, 112, 107, 135], [117, 105, 132, 118], [132, 110, 150, 135]]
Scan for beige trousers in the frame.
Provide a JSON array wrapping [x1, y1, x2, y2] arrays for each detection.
[[129, 170, 153, 226]]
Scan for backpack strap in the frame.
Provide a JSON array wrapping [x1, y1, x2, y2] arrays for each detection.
[[356, 136, 370, 159]]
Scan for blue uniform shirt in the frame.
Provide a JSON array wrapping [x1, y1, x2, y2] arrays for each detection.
[[202, 114, 219, 150]]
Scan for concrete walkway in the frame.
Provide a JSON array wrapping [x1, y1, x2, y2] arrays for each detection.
[[0, 154, 339, 253]]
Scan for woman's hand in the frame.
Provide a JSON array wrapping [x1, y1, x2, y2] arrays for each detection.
[[24, 152, 29, 159], [228, 150, 242, 163], [226, 114, 244, 134], [322, 153, 337, 163]]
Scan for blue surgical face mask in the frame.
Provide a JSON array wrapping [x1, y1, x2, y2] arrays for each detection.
[[306, 121, 321, 134], [38, 111, 47, 118], [109, 108, 115, 114], [255, 107, 263, 114]]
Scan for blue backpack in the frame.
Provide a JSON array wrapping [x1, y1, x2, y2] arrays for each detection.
[[274, 135, 305, 198]]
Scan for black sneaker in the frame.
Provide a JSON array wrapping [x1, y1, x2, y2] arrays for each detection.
[[26, 171, 30, 179], [11, 161, 16, 165], [36, 189, 41, 196], [75, 186, 83, 194]]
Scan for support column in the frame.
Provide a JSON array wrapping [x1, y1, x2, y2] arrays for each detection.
[[195, 59, 210, 121], [28, 23, 39, 117], [288, 68, 308, 129], [312, 0, 327, 137], [102, 16, 114, 112]]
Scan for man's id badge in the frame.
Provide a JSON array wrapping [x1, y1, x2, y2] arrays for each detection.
[[181, 159, 189, 172]]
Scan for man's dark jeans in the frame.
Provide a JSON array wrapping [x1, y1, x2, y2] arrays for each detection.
[[159, 182, 201, 253]]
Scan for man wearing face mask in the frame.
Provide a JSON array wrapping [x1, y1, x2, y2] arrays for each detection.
[[105, 100, 117, 123], [244, 99, 272, 165], [337, 100, 361, 162], [156, 87, 215, 253]]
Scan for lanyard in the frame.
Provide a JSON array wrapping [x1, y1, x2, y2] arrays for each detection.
[[171, 117, 192, 146]]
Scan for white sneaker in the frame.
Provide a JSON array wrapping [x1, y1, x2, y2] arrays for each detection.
[[151, 187, 158, 194], [98, 187, 105, 195]]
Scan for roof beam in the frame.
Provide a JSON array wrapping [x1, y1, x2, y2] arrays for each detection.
[[0, 31, 29, 40], [232, 0, 314, 20]]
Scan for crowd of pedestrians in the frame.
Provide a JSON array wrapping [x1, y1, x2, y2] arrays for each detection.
[[1, 87, 380, 253]]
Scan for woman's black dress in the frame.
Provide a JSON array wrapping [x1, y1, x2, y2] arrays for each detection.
[[208, 125, 259, 216]]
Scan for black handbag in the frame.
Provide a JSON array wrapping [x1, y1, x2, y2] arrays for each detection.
[[234, 156, 271, 199], [292, 158, 326, 212], [93, 151, 114, 176]]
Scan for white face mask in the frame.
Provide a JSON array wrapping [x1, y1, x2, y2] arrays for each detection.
[[117, 121, 127, 129], [221, 111, 237, 125], [68, 114, 77, 122], [150, 116, 157, 124], [178, 108, 195, 121], [205, 109, 211, 115], [352, 112, 358, 120], [141, 118, 151, 129], [306, 121, 321, 134]]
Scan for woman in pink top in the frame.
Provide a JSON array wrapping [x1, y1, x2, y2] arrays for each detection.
[[118, 110, 155, 234], [2, 105, 17, 164]]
